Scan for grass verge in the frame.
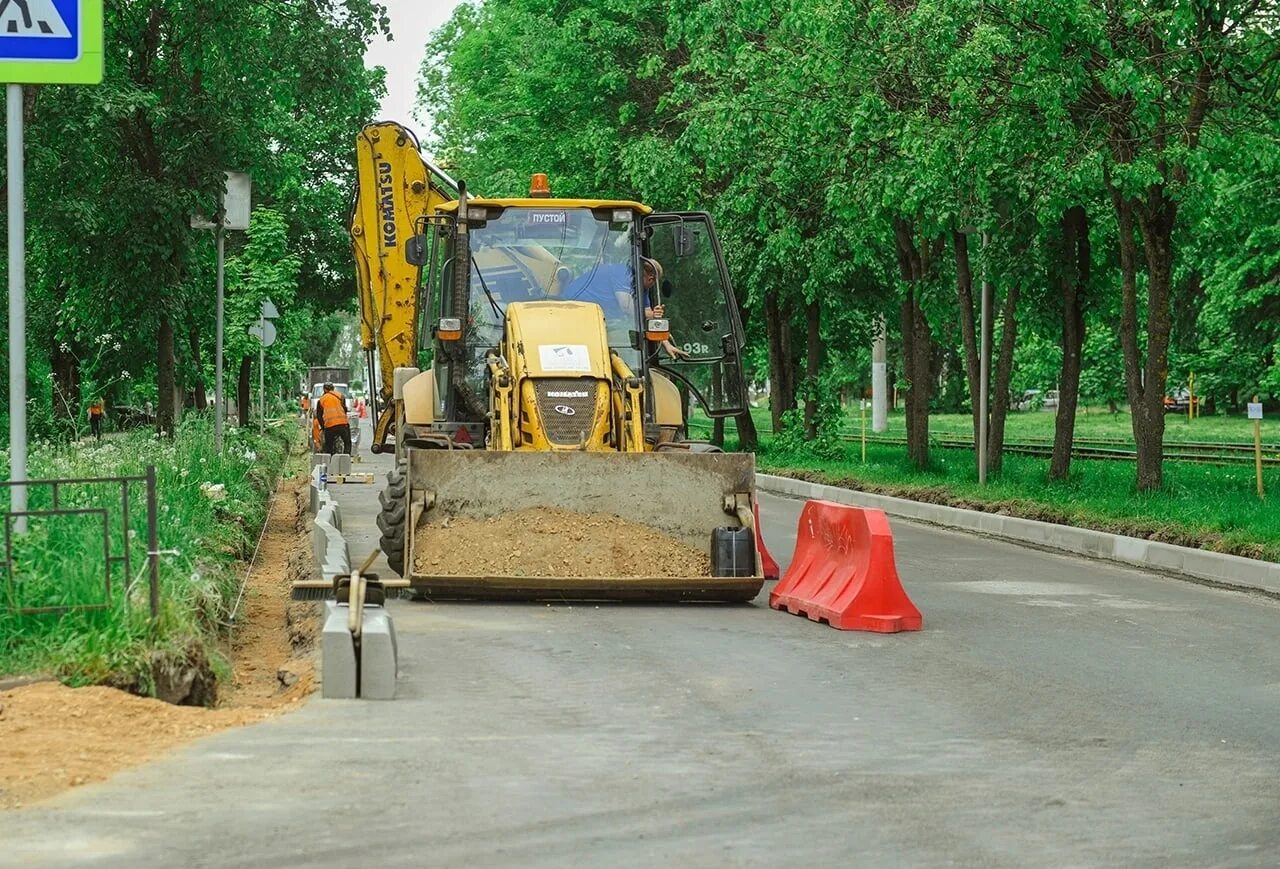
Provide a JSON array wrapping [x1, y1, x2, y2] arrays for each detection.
[[0, 417, 299, 700], [756, 439, 1280, 563]]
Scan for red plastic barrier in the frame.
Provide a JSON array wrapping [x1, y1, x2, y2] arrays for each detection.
[[769, 500, 922, 633], [754, 501, 780, 582]]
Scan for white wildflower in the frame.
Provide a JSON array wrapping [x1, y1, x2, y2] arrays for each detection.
[[199, 482, 226, 502]]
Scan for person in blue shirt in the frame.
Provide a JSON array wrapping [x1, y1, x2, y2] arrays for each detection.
[[562, 262, 633, 319]]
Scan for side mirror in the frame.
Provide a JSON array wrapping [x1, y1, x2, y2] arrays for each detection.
[[405, 234, 427, 267], [673, 225, 699, 258]]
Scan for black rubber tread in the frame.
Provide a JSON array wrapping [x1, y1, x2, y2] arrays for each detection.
[[377, 460, 409, 576], [377, 498, 406, 531]]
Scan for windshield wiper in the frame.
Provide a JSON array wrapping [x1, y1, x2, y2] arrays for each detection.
[[472, 259, 504, 321]]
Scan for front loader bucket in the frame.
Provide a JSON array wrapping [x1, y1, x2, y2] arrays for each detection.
[[405, 450, 764, 602]]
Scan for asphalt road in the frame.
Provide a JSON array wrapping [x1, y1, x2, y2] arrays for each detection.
[[2, 448, 1279, 868]]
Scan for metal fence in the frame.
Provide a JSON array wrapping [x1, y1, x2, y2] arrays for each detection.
[[0, 466, 160, 619]]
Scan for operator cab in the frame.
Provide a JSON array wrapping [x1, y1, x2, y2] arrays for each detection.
[[415, 175, 748, 443]]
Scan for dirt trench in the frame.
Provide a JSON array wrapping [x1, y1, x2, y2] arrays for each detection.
[[0, 473, 322, 811]]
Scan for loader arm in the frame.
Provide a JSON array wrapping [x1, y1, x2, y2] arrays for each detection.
[[350, 122, 457, 453]]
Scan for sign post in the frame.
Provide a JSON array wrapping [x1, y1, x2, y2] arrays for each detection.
[[1, 1, 103, 531], [192, 171, 251, 452], [1248, 397, 1264, 500], [248, 299, 278, 436], [860, 398, 867, 463]]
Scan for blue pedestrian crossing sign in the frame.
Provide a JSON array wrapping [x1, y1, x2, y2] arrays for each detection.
[[0, 0, 102, 84]]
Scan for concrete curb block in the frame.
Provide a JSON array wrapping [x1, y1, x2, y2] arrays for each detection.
[[756, 473, 1280, 596], [320, 602, 398, 700]]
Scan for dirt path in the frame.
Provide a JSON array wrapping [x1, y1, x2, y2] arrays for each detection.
[[0, 472, 320, 810]]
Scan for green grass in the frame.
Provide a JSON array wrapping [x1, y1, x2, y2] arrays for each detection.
[[688, 407, 1280, 562], [883, 408, 1278, 445], [0, 417, 297, 693], [706, 403, 1279, 445]]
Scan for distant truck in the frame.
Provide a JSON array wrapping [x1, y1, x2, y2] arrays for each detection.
[[307, 366, 351, 402]]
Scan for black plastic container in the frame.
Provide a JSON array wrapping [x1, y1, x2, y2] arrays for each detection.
[[711, 526, 756, 577]]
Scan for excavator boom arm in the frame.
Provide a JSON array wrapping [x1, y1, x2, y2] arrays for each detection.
[[350, 122, 456, 452]]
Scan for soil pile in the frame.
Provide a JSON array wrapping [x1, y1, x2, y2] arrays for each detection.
[[0, 682, 261, 809], [413, 507, 711, 578], [0, 472, 320, 811]]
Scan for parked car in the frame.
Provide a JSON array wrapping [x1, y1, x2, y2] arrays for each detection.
[[1043, 389, 1059, 410], [1013, 389, 1042, 411], [1163, 389, 1201, 414]]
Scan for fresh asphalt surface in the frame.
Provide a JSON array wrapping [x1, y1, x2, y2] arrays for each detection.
[[3, 441, 1279, 867]]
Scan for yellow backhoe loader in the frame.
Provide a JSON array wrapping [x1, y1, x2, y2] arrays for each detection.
[[343, 122, 763, 602]]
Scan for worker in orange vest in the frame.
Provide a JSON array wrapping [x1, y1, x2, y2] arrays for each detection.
[[314, 383, 351, 455], [87, 399, 105, 443]]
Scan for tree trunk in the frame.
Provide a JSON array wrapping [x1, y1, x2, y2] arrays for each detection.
[[764, 290, 794, 433], [731, 277, 760, 452], [157, 315, 177, 436], [894, 218, 934, 469], [710, 362, 725, 447], [952, 231, 981, 454], [51, 339, 80, 424], [187, 325, 208, 411], [1050, 206, 1090, 481], [1108, 169, 1172, 491], [237, 356, 252, 428], [736, 410, 759, 451], [803, 298, 822, 440], [987, 284, 1020, 474]]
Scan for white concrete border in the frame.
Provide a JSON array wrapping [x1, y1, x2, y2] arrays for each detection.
[[757, 473, 1280, 596]]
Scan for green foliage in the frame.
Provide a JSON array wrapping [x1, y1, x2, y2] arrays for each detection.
[[420, 0, 1279, 486], [0, 0, 386, 441]]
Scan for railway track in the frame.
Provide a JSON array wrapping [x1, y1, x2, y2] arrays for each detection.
[[685, 420, 1280, 467]]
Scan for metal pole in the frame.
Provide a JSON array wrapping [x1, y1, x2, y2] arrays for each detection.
[[146, 464, 160, 620], [7, 85, 26, 533], [979, 231, 992, 485], [258, 314, 265, 436], [214, 225, 225, 452]]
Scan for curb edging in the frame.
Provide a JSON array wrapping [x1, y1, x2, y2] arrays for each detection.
[[756, 473, 1280, 597]]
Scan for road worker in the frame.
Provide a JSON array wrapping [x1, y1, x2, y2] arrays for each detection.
[[315, 382, 352, 455], [87, 399, 105, 443]]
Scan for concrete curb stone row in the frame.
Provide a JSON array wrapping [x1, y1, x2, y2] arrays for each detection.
[[756, 473, 1280, 597], [308, 458, 397, 700]]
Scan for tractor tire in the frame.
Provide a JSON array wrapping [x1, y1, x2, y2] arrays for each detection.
[[378, 460, 409, 576]]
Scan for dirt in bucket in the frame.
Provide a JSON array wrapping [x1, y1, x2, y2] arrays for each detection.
[[412, 507, 711, 578]]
